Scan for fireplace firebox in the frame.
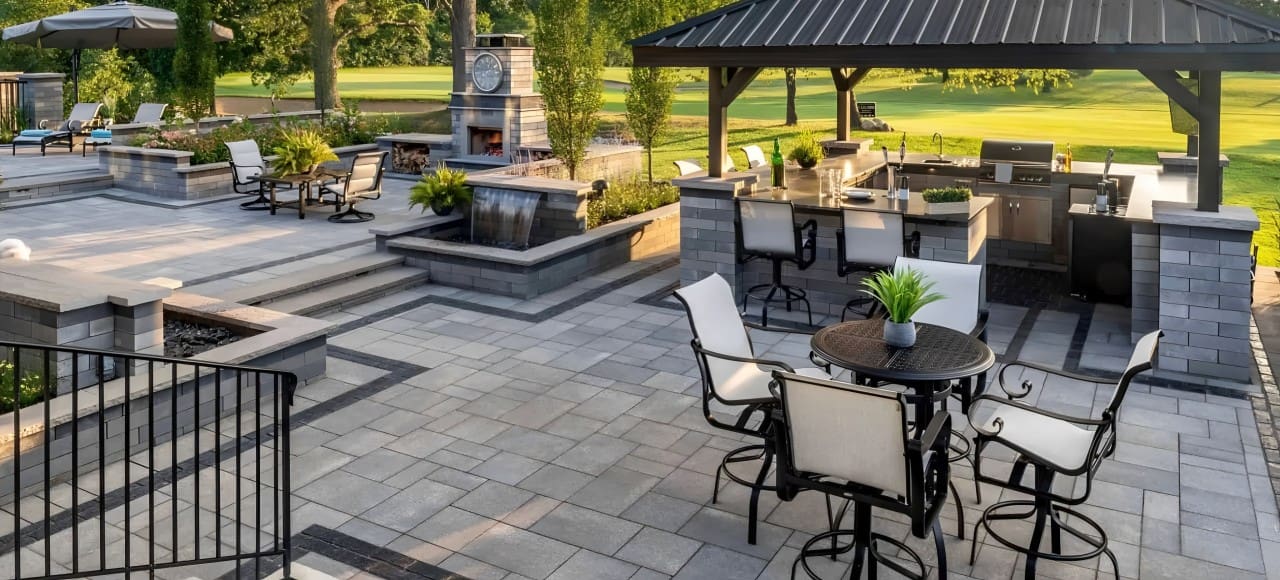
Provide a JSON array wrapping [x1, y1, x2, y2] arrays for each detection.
[[470, 127, 504, 157]]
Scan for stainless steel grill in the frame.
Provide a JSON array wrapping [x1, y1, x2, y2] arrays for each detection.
[[979, 139, 1055, 185]]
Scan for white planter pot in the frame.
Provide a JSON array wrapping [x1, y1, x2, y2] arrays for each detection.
[[883, 320, 917, 348]]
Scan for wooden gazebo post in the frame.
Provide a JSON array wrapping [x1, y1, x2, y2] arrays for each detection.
[[707, 66, 760, 177]]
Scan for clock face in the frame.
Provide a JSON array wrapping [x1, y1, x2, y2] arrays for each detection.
[[472, 53, 503, 93]]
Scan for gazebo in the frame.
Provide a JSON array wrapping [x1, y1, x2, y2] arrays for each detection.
[[630, 0, 1280, 212]]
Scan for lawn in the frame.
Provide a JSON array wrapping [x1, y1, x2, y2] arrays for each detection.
[[218, 67, 1280, 262]]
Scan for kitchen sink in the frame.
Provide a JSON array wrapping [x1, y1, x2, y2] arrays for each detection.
[[921, 158, 956, 164]]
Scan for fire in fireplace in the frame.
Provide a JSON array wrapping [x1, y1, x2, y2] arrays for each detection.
[[469, 127, 504, 157]]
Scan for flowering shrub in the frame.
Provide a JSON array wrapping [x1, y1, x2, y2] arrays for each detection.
[[135, 108, 394, 165], [0, 359, 47, 414], [586, 177, 679, 229]]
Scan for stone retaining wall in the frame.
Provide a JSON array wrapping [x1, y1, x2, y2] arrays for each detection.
[[100, 143, 378, 200]]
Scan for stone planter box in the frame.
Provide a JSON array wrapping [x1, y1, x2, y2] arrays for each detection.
[[382, 203, 679, 299], [0, 289, 330, 501], [99, 143, 378, 200]]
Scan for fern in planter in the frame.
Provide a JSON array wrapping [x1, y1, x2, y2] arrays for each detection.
[[410, 163, 473, 216], [787, 131, 825, 169], [272, 129, 337, 176]]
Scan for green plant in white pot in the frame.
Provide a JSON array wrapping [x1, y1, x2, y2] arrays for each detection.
[[861, 268, 945, 348]]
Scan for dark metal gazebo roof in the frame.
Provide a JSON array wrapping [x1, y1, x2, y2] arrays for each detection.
[[631, 0, 1280, 70]]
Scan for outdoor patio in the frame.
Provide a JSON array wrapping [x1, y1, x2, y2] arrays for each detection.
[[0, 176, 1276, 580]]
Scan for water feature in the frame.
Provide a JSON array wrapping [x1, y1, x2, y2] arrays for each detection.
[[470, 187, 541, 249]]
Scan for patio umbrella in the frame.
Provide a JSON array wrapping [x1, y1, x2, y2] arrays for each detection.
[[2, 0, 234, 102]]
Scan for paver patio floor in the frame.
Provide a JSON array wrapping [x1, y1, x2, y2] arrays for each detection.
[[0, 189, 1276, 579]]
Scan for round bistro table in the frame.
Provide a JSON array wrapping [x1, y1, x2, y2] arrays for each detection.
[[810, 319, 995, 432]]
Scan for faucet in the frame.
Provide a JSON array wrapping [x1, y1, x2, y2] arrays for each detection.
[[931, 132, 944, 159]]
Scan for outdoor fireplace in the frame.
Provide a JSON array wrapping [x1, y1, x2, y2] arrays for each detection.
[[470, 127, 504, 157]]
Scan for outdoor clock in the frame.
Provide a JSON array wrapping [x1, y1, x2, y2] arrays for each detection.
[[472, 52, 503, 93]]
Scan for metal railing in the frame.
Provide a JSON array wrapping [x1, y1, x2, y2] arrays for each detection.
[[0, 339, 296, 580], [0, 79, 27, 134]]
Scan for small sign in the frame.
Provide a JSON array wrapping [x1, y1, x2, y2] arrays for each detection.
[[857, 101, 877, 118]]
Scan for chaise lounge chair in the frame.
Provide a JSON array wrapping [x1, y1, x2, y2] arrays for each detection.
[[12, 102, 101, 156], [82, 103, 168, 156]]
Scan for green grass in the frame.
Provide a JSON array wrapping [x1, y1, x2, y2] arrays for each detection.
[[218, 67, 1280, 263]]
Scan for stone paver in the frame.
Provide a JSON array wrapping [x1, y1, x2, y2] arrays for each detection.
[[1, 191, 1278, 580]]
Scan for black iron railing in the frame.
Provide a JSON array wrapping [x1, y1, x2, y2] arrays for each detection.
[[0, 79, 27, 134], [0, 339, 295, 580]]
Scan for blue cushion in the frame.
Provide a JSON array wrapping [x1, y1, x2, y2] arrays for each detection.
[[19, 129, 53, 137], [90, 129, 112, 139]]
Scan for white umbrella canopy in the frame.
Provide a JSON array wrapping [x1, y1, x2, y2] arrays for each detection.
[[2, 0, 233, 102]]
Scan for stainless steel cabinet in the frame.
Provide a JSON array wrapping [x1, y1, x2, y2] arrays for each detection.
[[1003, 195, 1053, 244]]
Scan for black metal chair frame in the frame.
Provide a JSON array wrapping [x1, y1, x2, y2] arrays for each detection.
[[835, 220, 921, 321], [229, 157, 274, 211], [318, 151, 388, 223], [735, 199, 817, 327], [967, 338, 1158, 580], [771, 379, 952, 580], [673, 290, 830, 546]]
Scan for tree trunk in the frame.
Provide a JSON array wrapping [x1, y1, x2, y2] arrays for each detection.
[[647, 149, 654, 183], [310, 0, 343, 110], [785, 67, 798, 126], [850, 92, 862, 128], [452, 0, 477, 93]]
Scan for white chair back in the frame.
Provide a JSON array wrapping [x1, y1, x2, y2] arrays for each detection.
[[738, 199, 797, 257], [674, 160, 702, 176], [894, 257, 980, 333], [673, 274, 757, 396], [346, 152, 385, 197], [776, 371, 909, 497], [1106, 330, 1161, 413], [226, 140, 265, 184], [843, 209, 904, 269], [133, 103, 167, 124], [64, 103, 101, 131], [742, 145, 767, 169], [723, 154, 737, 172]]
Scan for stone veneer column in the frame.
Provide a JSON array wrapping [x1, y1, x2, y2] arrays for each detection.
[[17, 73, 65, 129], [1131, 222, 1161, 342], [673, 174, 758, 298], [1153, 202, 1258, 383]]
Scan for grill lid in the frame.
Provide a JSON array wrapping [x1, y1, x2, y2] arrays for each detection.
[[980, 140, 1055, 166]]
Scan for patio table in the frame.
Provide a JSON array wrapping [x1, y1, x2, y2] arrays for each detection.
[[810, 319, 995, 432], [257, 169, 343, 220]]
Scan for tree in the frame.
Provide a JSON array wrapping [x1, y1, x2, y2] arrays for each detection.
[[305, 0, 429, 109], [626, 66, 676, 182], [452, 0, 476, 93], [535, 0, 604, 181], [173, 0, 217, 118], [784, 68, 798, 126]]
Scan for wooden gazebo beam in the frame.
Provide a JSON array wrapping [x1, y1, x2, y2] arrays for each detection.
[[1140, 69, 1222, 211], [831, 67, 872, 141], [708, 66, 760, 177]]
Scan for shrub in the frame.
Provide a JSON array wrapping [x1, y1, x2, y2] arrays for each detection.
[[921, 186, 973, 203], [787, 130, 825, 169], [586, 178, 679, 229], [0, 360, 48, 414], [133, 109, 391, 165]]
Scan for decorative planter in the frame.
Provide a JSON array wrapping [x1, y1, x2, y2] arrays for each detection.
[[431, 202, 455, 216], [883, 320, 917, 348], [923, 201, 971, 215]]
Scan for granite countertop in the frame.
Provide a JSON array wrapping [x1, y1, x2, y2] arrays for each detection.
[[746, 187, 994, 223]]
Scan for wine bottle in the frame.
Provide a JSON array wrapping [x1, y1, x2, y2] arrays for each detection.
[[771, 138, 786, 189]]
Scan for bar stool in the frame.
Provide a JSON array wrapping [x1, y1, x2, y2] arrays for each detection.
[[836, 209, 919, 321], [968, 330, 1161, 580], [736, 198, 816, 327]]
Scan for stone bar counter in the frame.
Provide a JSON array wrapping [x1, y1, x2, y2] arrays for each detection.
[[675, 154, 993, 319]]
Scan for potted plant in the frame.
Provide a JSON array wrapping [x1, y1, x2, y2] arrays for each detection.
[[921, 186, 973, 214], [861, 268, 945, 348], [272, 129, 337, 176], [410, 162, 473, 216], [787, 131, 825, 169]]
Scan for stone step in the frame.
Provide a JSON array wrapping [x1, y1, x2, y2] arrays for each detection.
[[0, 170, 114, 202], [215, 252, 406, 305], [262, 266, 429, 316]]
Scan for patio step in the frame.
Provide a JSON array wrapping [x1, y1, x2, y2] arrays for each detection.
[[216, 253, 406, 305], [0, 170, 114, 202], [260, 266, 429, 316]]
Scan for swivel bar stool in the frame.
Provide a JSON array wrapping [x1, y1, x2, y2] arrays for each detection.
[[736, 198, 817, 327]]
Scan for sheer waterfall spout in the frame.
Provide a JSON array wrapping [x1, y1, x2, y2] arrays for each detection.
[[470, 188, 541, 249]]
